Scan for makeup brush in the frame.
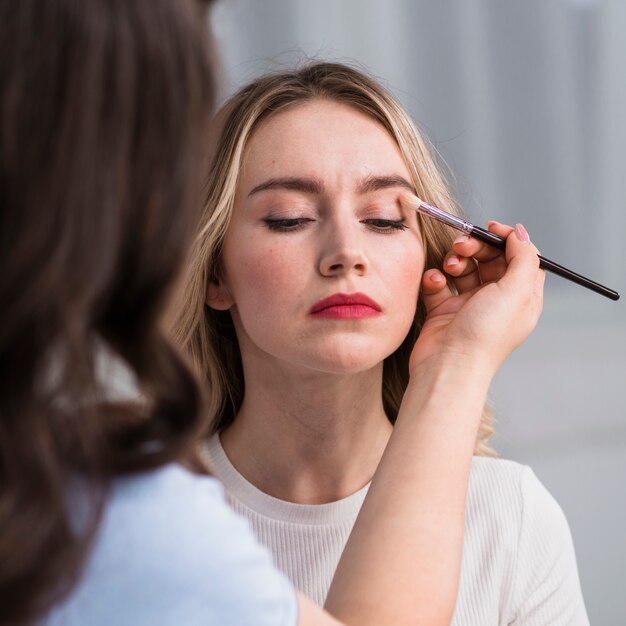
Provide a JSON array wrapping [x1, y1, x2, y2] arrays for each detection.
[[406, 196, 620, 301]]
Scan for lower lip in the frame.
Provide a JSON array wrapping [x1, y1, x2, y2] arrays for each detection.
[[310, 305, 381, 319]]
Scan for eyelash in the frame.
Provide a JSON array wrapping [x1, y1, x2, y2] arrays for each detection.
[[364, 219, 408, 233], [263, 218, 408, 233], [263, 218, 313, 232]]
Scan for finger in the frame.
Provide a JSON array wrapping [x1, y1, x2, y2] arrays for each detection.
[[486, 220, 514, 240], [500, 223, 544, 308], [443, 250, 482, 293], [447, 221, 511, 289], [487, 220, 542, 256], [504, 223, 540, 265], [420, 268, 453, 315], [455, 222, 512, 284], [444, 250, 475, 278], [451, 234, 500, 264], [452, 221, 513, 264]]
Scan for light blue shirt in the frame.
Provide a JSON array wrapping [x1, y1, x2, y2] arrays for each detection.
[[42, 464, 298, 626]]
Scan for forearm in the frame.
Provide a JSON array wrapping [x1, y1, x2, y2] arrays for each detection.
[[325, 352, 494, 626]]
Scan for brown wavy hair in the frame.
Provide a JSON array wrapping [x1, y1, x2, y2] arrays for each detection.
[[0, 0, 215, 623], [172, 62, 495, 455]]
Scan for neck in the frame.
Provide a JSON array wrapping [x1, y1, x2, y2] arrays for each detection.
[[219, 363, 392, 504]]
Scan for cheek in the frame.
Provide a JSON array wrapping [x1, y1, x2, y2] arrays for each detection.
[[225, 241, 303, 314], [383, 241, 425, 301]]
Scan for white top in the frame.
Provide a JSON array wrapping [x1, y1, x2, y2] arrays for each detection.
[[42, 464, 298, 626], [204, 434, 590, 626]]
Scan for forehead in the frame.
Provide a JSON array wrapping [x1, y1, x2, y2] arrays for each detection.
[[240, 99, 410, 188]]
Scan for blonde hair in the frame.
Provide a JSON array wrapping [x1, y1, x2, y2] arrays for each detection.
[[173, 61, 495, 456]]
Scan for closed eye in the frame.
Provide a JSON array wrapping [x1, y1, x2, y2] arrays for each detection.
[[362, 219, 408, 233], [263, 217, 314, 232]]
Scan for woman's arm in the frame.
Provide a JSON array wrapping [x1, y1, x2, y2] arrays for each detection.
[[320, 218, 545, 626], [324, 352, 493, 625]]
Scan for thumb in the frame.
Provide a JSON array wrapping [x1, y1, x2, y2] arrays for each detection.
[[501, 223, 544, 293]]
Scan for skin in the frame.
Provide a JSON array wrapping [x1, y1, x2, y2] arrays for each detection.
[[207, 97, 545, 624]]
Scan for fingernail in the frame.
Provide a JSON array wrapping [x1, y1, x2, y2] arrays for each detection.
[[430, 271, 444, 283], [446, 256, 460, 266], [453, 235, 470, 245], [486, 220, 499, 229], [515, 223, 530, 243]]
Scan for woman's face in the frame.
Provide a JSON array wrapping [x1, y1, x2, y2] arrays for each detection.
[[210, 99, 425, 375]]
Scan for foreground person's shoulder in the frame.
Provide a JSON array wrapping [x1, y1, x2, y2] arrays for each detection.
[[44, 464, 298, 626]]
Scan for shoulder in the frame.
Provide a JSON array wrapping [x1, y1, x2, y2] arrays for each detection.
[[465, 456, 572, 561], [465, 457, 589, 624], [469, 454, 530, 493], [106, 463, 231, 536], [467, 456, 569, 533], [99, 464, 252, 566], [44, 465, 298, 626]]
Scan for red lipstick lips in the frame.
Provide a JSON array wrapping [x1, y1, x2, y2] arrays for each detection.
[[309, 293, 382, 319]]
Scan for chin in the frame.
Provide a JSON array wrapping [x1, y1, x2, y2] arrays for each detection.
[[304, 341, 397, 375]]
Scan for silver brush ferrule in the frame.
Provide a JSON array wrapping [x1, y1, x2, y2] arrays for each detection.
[[416, 201, 473, 234]]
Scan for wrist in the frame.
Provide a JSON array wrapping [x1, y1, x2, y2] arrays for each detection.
[[395, 350, 493, 448], [409, 345, 499, 385]]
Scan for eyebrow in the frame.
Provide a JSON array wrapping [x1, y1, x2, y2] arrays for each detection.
[[248, 174, 415, 197], [248, 177, 323, 196], [357, 175, 415, 195]]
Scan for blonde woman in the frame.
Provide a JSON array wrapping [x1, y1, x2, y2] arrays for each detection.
[[175, 62, 589, 625]]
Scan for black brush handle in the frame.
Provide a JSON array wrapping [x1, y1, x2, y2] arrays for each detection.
[[468, 225, 620, 301]]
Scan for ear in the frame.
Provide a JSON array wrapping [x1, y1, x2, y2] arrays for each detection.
[[205, 279, 234, 311]]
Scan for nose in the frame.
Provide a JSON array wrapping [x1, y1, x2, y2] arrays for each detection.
[[318, 221, 369, 277]]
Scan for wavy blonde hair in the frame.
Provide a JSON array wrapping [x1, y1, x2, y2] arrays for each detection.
[[172, 61, 495, 456]]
